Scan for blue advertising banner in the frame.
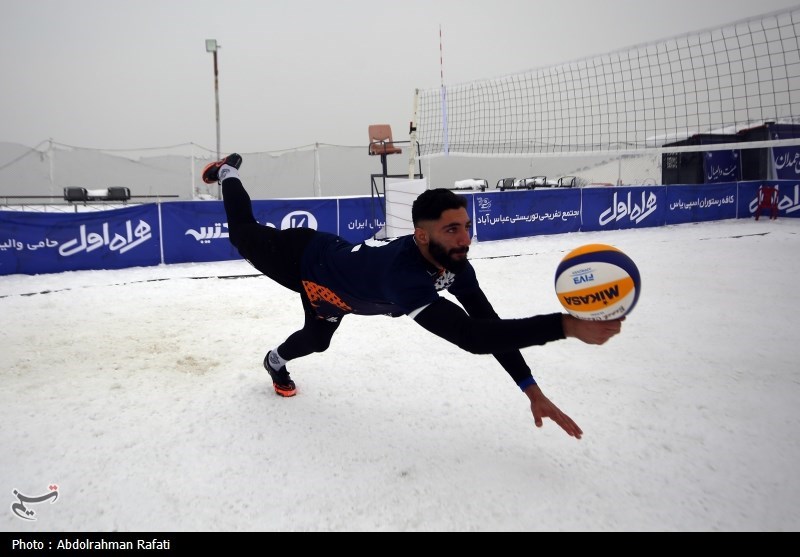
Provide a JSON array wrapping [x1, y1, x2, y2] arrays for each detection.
[[773, 147, 800, 180], [251, 198, 339, 235], [472, 189, 581, 241], [162, 198, 378, 264], [5, 184, 798, 277], [776, 181, 800, 217], [703, 150, 741, 183], [737, 180, 800, 219], [161, 201, 241, 264], [580, 186, 666, 232], [737, 181, 762, 218], [770, 124, 800, 180], [336, 197, 386, 243], [665, 183, 738, 224], [0, 204, 161, 275]]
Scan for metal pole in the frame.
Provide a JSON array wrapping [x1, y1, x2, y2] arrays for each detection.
[[190, 143, 196, 199], [314, 143, 322, 197], [408, 89, 419, 179], [213, 49, 221, 199], [48, 138, 54, 199]]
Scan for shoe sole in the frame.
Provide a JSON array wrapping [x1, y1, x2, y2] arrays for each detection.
[[273, 383, 297, 397], [201, 161, 224, 184]]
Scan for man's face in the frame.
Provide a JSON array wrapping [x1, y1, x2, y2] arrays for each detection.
[[423, 207, 472, 272]]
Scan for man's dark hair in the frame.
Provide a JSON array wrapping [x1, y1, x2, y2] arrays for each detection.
[[411, 188, 468, 226]]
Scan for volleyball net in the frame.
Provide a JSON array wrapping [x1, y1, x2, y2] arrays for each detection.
[[413, 6, 800, 187]]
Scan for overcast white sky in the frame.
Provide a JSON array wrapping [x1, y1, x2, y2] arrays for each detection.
[[3, 0, 800, 153]]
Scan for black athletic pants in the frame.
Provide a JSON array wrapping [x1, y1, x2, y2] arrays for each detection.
[[222, 177, 341, 361]]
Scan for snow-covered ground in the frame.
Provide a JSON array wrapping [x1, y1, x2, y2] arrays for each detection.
[[1, 218, 798, 532]]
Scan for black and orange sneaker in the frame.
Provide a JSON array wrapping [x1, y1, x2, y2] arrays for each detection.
[[264, 352, 297, 397], [201, 153, 242, 184]]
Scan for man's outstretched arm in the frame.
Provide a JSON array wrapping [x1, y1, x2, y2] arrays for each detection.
[[413, 297, 566, 354], [413, 296, 622, 438], [414, 296, 622, 352]]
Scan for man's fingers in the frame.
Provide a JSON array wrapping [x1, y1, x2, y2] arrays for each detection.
[[545, 409, 584, 439]]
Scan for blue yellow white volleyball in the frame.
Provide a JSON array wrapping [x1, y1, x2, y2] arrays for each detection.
[[554, 244, 641, 321]]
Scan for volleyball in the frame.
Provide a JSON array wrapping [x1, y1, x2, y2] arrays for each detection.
[[554, 244, 641, 321]]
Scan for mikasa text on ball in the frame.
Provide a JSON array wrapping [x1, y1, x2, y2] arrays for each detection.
[[554, 244, 640, 321]]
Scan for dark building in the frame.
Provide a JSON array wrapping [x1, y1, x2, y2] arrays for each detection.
[[736, 121, 800, 180], [661, 122, 800, 184], [661, 133, 741, 185]]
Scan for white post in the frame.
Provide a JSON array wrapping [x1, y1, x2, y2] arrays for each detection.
[[48, 138, 54, 199], [205, 39, 222, 199], [190, 143, 196, 200], [314, 143, 322, 197], [439, 25, 449, 157], [213, 49, 221, 200], [408, 89, 419, 180]]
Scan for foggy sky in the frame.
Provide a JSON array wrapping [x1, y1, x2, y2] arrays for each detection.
[[3, 0, 799, 154]]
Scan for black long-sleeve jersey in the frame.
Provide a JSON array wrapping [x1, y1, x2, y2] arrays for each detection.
[[300, 232, 565, 387]]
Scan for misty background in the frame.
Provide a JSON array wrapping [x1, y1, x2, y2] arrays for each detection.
[[2, 0, 798, 201]]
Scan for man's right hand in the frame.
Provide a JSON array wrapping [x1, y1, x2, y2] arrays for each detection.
[[561, 314, 624, 345]]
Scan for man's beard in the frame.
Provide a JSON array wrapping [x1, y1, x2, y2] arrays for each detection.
[[429, 238, 469, 273]]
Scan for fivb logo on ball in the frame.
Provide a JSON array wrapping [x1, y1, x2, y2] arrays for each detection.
[[554, 244, 641, 321]]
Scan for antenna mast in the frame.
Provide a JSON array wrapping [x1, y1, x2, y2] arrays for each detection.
[[440, 24, 449, 155]]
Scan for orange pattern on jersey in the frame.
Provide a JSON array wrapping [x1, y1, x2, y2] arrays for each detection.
[[302, 280, 353, 312]]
